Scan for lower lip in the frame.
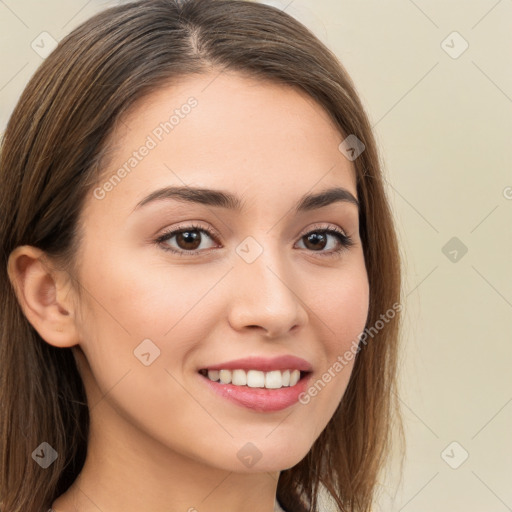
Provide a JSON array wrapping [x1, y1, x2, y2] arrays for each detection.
[[199, 372, 312, 412]]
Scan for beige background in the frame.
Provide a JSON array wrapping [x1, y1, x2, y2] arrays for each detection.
[[1, 1, 511, 511]]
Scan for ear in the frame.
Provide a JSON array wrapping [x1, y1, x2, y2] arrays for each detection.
[[7, 245, 80, 348]]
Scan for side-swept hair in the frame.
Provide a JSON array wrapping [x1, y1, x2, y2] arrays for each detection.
[[0, 1, 404, 510]]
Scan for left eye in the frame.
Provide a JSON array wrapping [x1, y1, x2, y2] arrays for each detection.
[[155, 224, 354, 257], [296, 229, 350, 252]]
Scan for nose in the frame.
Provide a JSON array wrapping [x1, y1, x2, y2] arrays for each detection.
[[227, 247, 308, 338]]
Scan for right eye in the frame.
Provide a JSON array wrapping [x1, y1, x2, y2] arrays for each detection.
[[155, 223, 219, 256]]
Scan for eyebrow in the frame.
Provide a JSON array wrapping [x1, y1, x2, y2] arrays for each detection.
[[133, 185, 359, 213]]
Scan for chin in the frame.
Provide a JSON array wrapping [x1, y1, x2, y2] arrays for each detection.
[[230, 439, 313, 473]]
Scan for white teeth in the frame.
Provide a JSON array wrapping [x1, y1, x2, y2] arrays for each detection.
[[265, 370, 282, 389], [289, 369, 300, 386], [247, 370, 265, 388], [203, 368, 304, 389], [207, 369, 220, 382], [219, 369, 231, 384], [231, 369, 247, 386]]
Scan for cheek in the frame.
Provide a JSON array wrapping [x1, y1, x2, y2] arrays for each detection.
[[72, 251, 216, 432], [312, 261, 370, 353], [74, 247, 231, 400], [297, 261, 369, 417], [82, 247, 222, 340]]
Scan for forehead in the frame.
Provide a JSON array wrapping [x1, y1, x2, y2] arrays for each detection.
[[90, 71, 357, 217]]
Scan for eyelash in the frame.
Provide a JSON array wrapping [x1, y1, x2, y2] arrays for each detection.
[[154, 222, 355, 258]]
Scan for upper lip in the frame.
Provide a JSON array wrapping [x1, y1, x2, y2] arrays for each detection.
[[199, 355, 313, 373]]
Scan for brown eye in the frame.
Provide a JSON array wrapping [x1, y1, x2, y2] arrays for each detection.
[[302, 232, 329, 251], [156, 224, 218, 256], [174, 230, 202, 251], [296, 227, 355, 256]]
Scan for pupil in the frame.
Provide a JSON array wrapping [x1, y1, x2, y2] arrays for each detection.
[[178, 230, 201, 250], [305, 232, 326, 250]]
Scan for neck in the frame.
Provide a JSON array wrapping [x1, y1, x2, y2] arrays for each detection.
[[51, 400, 281, 512]]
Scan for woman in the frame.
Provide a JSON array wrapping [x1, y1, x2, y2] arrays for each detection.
[[0, 1, 404, 511]]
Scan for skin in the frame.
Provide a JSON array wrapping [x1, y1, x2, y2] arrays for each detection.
[[8, 71, 369, 512]]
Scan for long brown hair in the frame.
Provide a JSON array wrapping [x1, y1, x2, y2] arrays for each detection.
[[0, 1, 404, 510]]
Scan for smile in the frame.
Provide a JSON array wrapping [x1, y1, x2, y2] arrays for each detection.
[[198, 368, 313, 412], [199, 368, 305, 389]]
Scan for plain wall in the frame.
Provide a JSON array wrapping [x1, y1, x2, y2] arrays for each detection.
[[1, 1, 511, 511]]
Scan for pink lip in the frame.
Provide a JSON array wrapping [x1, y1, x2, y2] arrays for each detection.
[[199, 371, 313, 412], [199, 355, 313, 372]]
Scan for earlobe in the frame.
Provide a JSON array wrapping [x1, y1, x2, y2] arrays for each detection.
[[7, 245, 79, 348]]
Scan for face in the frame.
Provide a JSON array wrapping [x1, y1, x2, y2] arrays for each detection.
[[70, 71, 369, 473]]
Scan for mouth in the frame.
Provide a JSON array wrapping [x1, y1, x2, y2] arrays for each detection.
[[198, 368, 311, 390], [198, 367, 313, 412], [196, 354, 314, 411]]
